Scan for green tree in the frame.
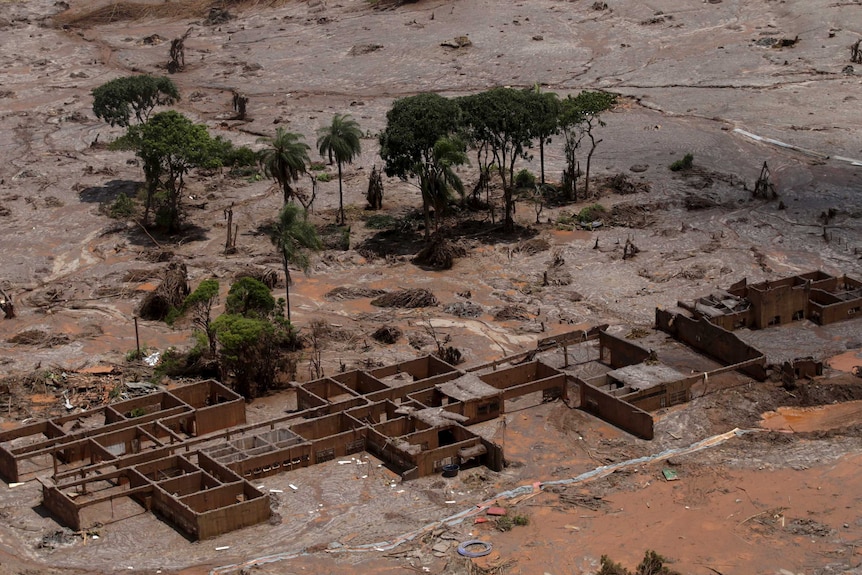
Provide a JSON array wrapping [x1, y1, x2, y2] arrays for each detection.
[[316, 114, 362, 225], [270, 203, 322, 322], [558, 96, 586, 201], [180, 279, 220, 356], [212, 314, 277, 399], [526, 85, 561, 186], [379, 93, 462, 240], [225, 277, 275, 318], [92, 75, 180, 127], [459, 87, 535, 231], [125, 110, 221, 232], [561, 91, 616, 200], [257, 128, 310, 205]]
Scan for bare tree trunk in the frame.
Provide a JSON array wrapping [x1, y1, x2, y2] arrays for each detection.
[[283, 256, 292, 322], [337, 161, 344, 224], [584, 135, 602, 199], [539, 138, 546, 186]]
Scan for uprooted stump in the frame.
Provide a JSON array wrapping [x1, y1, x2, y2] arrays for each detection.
[[493, 305, 530, 321], [412, 235, 466, 270], [371, 325, 402, 344], [8, 329, 70, 348], [371, 288, 439, 309], [325, 286, 387, 301], [137, 262, 189, 320], [234, 266, 279, 289]]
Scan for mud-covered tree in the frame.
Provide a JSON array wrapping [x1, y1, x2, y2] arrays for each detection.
[[558, 96, 587, 201], [525, 85, 561, 186], [379, 93, 462, 240], [257, 128, 311, 205], [92, 75, 180, 128], [316, 114, 362, 225], [565, 91, 616, 200], [270, 203, 322, 322], [459, 87, 535, 231], [180, 278, 219, 356], [125, 110, 221, 232]]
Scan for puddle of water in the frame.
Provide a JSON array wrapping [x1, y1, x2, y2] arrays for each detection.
[[760, 400, 862, 432], [548, 229, 592, 244]]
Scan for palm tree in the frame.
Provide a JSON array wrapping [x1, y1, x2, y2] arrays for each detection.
[[316, 114, 362, 224], [257, 128, 311, 205], [270, 203, 322, 322], [424, 136, 467, 234]]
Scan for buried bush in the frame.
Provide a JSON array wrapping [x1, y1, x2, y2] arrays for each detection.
[[108, 192, 136, 219], [514, 168, 537, 189], [577, 203, 607, 222], [597, 550, 681, 575], [669, 153, 694, 172]]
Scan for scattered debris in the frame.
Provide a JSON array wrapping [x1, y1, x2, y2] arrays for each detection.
[[558, 492, 608, 511], [457, 540, 492, 558], [662, 468, 679, 481], [441, 36, 472, 49]]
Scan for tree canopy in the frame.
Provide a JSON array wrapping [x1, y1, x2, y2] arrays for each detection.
[[257, 128, 311, 205], [125, 110, 222, 232], [270, 203, 322, 322], [225, 276, 276, 318], [317, 114, 362, 224], [379, 93, 462, 238], [92, 75, 180, 127], [180, 279, 219, 356], [458, 87, 536, 231]]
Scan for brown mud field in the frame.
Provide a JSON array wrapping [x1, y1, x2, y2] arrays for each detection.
[[0, 0, 861, 574]]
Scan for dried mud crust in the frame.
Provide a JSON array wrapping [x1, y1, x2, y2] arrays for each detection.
[[0, 0, 861, 573]]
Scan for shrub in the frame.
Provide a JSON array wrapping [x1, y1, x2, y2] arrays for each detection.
[[514, 168, 536, 189], [555, 213, 577, 231], [669, 153, 694, 172], [309, 161, 327, 171], [316, 172, 333, 182], [108, 192, 136, 219], [365, 214, 398, 229], [577, 203, 607, 222]]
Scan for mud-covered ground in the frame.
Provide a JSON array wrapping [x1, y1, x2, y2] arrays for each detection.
[[0, 0, 861, 574]]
